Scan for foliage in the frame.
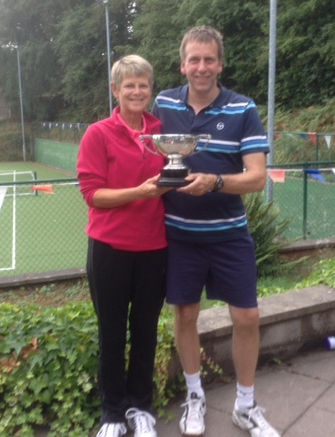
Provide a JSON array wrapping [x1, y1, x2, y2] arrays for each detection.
[[0, 300, 176, 435], [1, 257, 335, 433], [0, 0, 83, 121], [132, 0, 182, 94], [296, 258, 335, 289], [244, 192, 296, 277], [274, 97, 335, 134], [0, 0, 137, 122], [1, 0, 335, 121], [53, 4, 108, 121], [0, 302, 100, 435], [133, 0, 335, 108], [0, 122, 24, 161], [274, 0, 335, 108], [54, 0, 138, 121]]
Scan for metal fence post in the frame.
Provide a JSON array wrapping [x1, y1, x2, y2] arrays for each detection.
[[302, 167, 308, 239]]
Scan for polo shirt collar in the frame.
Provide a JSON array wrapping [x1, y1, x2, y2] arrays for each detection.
[[180, 83, 230, 109]]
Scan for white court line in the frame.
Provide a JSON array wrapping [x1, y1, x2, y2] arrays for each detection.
[[0, 171, 16, 271], [0, 186, 7, 210]]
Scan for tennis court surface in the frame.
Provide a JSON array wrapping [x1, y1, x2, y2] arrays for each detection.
[[0, 162, 87, 282]]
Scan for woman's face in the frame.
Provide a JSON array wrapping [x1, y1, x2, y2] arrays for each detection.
[[112, 75, 152, 116]]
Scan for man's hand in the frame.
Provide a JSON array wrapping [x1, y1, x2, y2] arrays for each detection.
[[177, 173, 216, 196]]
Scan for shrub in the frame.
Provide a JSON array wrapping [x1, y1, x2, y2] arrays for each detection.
[[0, 302, 175, 435], [245, 192, 296, 277], [0, 122, 23, 161], [297, 258, 335, 289]]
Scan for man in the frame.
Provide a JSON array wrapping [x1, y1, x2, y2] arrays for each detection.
[[153, 26, 280, 437]]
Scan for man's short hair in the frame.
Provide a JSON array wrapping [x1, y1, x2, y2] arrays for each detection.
[[179, 25, 224, 61], [111, 54, 154, 89]]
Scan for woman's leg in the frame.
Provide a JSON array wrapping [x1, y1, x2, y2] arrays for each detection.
[[87, 238, 133, 422], [126, 248, 167, 411]]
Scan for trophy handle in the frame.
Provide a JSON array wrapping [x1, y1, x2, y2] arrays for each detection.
[[194, 134, 211, 153], [139, 135, 163, 156]]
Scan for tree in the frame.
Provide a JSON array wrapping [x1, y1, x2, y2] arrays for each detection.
[[1, 0, 334, 121], [132, 0, 335, 108], [274, 0, 335, 107], [132, 0, 269, 102], [55, 0, 138, 121], [0, 0, 89, 120], [131, 0, 182, 94], [0, 0, 137, 122]]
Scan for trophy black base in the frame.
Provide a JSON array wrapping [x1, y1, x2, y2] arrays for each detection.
[[157, 168, 189, 187]]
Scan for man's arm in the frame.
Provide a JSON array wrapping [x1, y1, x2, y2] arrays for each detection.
[[177, 152, 267, 196]]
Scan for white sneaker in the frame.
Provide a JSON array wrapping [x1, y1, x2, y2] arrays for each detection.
[[96, 422, 127, 437], [232, 402, 281, 437], [179, 392, 206, 435], [125, 407, 157, 437]]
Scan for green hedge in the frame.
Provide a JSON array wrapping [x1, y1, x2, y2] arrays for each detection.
[[0, 124, 23, 161], [0, 302, 175, 436]]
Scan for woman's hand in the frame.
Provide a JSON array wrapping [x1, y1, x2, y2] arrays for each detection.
[[138, 174, 172, 198]]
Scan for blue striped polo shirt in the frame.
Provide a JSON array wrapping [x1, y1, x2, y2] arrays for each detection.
[[152, 84, 269, 243]]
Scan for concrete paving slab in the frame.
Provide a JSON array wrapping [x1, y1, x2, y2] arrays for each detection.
[[32, 348, 335, 436], [288, 349, 335, 382], [284, 406, 335, 437]]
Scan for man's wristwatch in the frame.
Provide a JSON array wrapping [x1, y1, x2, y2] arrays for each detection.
[[212, 174, 224, 192]]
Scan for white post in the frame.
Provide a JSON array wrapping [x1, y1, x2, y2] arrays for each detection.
[[103, 0, 113, 116], [1, 43, 27, 161], [16, 46, 26, 161], [266, 0, 277, 201]]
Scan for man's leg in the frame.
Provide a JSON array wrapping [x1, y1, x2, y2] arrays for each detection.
[[230, 305, 281, 436], [174, 303, 201, 375], [229, 305, 260, 388], [175, 303, 206, 436]]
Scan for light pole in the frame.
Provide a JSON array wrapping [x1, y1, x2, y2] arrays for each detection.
[[102, 0, 113, 116], [266, 0, 278, 201], [1, 43, 26, 161]]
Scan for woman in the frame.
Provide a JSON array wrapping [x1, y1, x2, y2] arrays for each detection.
[[77, 55, 168, 437]]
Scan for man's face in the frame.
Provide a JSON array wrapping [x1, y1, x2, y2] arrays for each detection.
[[181, 40, 222, 96]]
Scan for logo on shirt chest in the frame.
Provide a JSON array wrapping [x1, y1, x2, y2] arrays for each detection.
[[216, 121, 225, 131]]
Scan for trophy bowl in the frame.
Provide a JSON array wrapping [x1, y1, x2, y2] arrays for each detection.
[[140, 134, 211, 187]]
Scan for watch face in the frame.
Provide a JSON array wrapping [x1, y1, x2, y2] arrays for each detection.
[[214, 175, 223, 192]]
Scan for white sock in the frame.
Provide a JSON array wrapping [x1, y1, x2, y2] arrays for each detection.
[[234, 382, 254, 411], [184, 371, 204, 399]]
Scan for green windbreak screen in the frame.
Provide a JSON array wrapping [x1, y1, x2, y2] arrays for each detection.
[[35, 139, 79, 173]]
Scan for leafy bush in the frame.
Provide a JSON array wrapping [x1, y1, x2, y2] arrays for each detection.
[[0, 122, 23, 161], [245, 192, 296, 277], [0, 302, 99, 436], [0, 302, 175, 435], [296, 258, 335, 289]]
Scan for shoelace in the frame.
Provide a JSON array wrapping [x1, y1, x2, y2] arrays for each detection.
[[125, 408, 156, 433], [181, 396, 204, 421], [96, 422, 127, 437], [246, 405, 268, 429]]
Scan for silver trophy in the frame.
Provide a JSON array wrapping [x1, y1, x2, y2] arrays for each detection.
[[140, 134, 211, 187]]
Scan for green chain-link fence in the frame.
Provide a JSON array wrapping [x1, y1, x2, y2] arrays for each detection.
[[0, 164, 334, 283], [0, 175, 87, 283], [267, 162, 335, 240], [0, 123, 334, 284]]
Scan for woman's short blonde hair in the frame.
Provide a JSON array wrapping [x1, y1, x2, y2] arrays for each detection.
[[111, 54, 154, 89]]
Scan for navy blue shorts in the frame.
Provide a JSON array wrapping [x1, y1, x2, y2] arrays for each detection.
[[166, 236, 258, 308]]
